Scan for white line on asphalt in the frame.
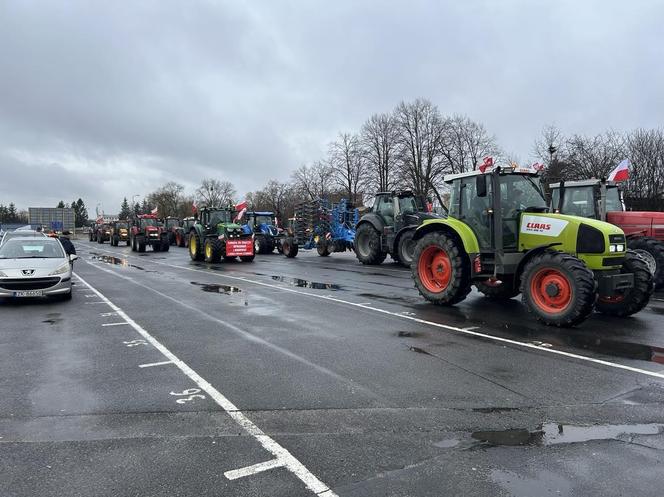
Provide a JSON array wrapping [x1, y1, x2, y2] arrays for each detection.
[[81, 244, 664, 381], [85, 301, 106, 304], [225, 458, 284, 480], [138, 360, 174, 368], [73, 272, 338, 497], [102, 322, 129, 327]]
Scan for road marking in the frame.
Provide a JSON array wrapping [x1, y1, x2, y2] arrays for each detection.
[[102, 322, 129, 327], [100, 312, 117, 317], [463, 326, 479, 331], [225, 458, 284, 480], [139, 360, 174, 368], [73, 272, 338, 496], [81, 244, 664, 381], [85, 301, 106, 304]]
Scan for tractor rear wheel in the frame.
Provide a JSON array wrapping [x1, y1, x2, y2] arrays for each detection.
[[153, 243, 161, 252], [131, 236, 137, 252], [355, 223, 386, 265], [317, 240, 330, 257], [476, 279, 520, 300], [627, 237, 664, 289], [397, 230, 416, 268], [282, 237, 298, 258], [161, 239, 170, 252], [204, 238, 222, 263], [189, 232, 203, 261], [596, 250, 654, 317], [240, 255, 255, 262], [520, 251, 596, 327], [412, 232, 471, 306], [138, 238, 146, 253], [255, 235, 268, 254]]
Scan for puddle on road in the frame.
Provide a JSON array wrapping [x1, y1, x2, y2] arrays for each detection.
[[397, 331, 426, 338], [270, 276, 341, 290], [42, 312, 63, 325], [89, 254, 150, 271], [471, 422, 663, 447], [408, 345, 433, 356], [190, 281, 241, 294]]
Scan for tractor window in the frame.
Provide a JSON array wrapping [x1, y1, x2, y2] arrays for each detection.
[[140, 218, 158, 227], [398, 196, 418, 215], [552, 186, 596, 218], [165, 219, 179, 228], [459, 177, 492, 249], [605, 187, 624, 212], [499, 175, 547, 249], [208, 210, 232, 225], [375, 196, 394, 225], [116, 222, 128, 229], [255, 215, 274, 225]]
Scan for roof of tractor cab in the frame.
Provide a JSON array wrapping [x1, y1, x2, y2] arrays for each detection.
[[249, 211, 274, 216], [549, 179, 619, 188], [375, 190, 417, 197], [444, 167, 539, 183]]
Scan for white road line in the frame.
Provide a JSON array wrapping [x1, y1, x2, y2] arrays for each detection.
[[138, 360, 174, 368], [85, 247, 664, 382], [73, 272, 338, 497], [225, 458, 284, 480], [102, 322, 129, 327], [85, 301, 107, 304]]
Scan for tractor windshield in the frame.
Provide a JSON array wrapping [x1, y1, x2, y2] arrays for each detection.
[[605, 186, 624, 212], [398, 196, 419, 215], [140, 218, 158, 227], [165, 219, 179, 228], [499, 174, 547, 211], [551, 186, 596, 218], [255, 215, 274, 226], [208, 210, 232, 225]]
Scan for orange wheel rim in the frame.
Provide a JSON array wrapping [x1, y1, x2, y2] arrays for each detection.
[[418, 245, 452, 293], [530, 268, 572, 313]]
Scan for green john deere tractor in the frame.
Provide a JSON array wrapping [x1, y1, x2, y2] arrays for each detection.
[[188, 207, 255, 263], [411, 166, 654, 327]]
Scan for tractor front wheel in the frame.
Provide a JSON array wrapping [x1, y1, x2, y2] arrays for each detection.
[[204, 238, 222, 263], [355, 223, 386, 265], [131, 236, 137, 252], [412, 232, 471, 306], [520, 251, 596, 327], [189, 233, 203, 261], [596, 250, 654, 317], [627, 237, 664, 289], [397, 230, 416, 268], [161, 239, 170, 252], [255, 235, 268, 254], [476, 279, 520, 300], [317, 240, 330, 257], [138, 238, 146, 253], [282, 237, 298, 258]]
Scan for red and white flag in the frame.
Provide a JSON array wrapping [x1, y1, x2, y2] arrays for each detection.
[[531, 162, 545, 172], [608, 159, 630, 182], [234, 200, 248, 222], [151, 206, 158, 215], [478, 156, 494, 173], [192, 200, 198, 214]]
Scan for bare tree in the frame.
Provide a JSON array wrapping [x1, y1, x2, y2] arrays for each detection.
[[195, 178, 236, 207], [393, 98, 447, 199], [147, 182, 184, 217], [625, 128, 664, 210], [440, 115, 500, 174], [291, 161, 333, 200], [248, 180, 297, 226], [361, 112, 398, 193], [563, 131, 626, 180], [328, 132, 366, 202]]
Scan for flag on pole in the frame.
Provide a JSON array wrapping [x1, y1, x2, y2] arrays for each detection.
[[608, 159, 630, 182], [151, 207, 158, 215], [234, 200, 248, 222], [192, 200, 198, 214], [478, 156, 494, 173], [531, 162, 545, 172]]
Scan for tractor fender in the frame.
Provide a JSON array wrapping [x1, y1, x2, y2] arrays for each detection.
[[412, 218, 481, 255], [512, 243, 563, 287], [357, 213, 385, 234]]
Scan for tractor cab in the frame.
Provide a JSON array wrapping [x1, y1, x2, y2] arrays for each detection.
[[549, 179, 624, 220], [200, 208, 233, 228], [163, 217, 181, 230]]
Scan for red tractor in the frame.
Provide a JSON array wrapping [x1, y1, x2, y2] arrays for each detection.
[[129, 214, 170, 253], [161, 216, 181, 245], [550, 179, 664, 288]]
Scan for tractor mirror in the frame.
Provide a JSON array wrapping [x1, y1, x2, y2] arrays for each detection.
[[476, 175, 487, 197]]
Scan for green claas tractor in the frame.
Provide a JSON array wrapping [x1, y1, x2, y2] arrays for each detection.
[[188, 207, 255, 263], [411, 166, 654, 327]]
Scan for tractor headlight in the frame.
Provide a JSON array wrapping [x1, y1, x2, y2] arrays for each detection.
[[609, 244, 625, 253], [49, 262, 70, 276]]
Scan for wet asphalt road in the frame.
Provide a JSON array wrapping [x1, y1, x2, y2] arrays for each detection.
[[2, 239, 664, 496]]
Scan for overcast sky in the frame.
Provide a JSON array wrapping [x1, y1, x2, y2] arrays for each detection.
[[1, 0, 662, 213]]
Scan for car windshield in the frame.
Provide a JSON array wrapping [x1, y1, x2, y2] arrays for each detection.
[[605, 186, 624, 212], [254, 215, 274, 225], [2, 231, 44, 242], [140, 218, 158, 227], [500, 174, 547, 210], [209, 210, 232, 225], [0, 239, 65, 259]]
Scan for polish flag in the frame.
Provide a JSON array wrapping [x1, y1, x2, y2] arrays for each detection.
[[478, 156, 494, 173], [532, 162, 545, 172], [608, 159, 630, 182], [234, 200, 248, 222], [192, 200, 198, 214], [151, 207, 158, 215]]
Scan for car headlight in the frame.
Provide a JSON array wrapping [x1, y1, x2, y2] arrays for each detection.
[[49, 263, 70, 276]]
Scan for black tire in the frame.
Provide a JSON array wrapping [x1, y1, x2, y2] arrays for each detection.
[[204, 238, 222, 263], [177, 232, 186, 247], [412, 231, 471, 306], [153, 242, 161, 252], [255, 235, 267, 254], [627, 237, 664, 289], [131, 236, 137, 252], [520, 251, 596, 327], [189, 232, 203, 261], [223, 256, 236, 262], [126, 239, 131, 246], [240, 255, 255, 262], [97, 236, 103, 244], [596, 250, 654, 317], [162, 240, 170, 252], [475, 279, 521, 300], [397, 230, 416, 268], [138, 237, 146, 253], [282, 237, 298, 258], [317, 240, 330, 257], [355, 223, 387, 265]]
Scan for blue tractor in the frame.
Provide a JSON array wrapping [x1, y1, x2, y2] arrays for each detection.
[[242, 211, 287, 254]]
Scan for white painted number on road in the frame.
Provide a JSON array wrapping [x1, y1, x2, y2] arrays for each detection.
[[170, 388, 206, 404], [123, 339, 148, 347]]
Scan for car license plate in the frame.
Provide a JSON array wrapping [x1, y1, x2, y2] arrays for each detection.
[[226, 240, 253, 257], [13, 290, 43, 297]]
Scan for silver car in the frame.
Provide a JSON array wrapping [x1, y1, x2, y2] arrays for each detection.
[[0, 229, 45, 246], [0, 237, 77, 300]]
